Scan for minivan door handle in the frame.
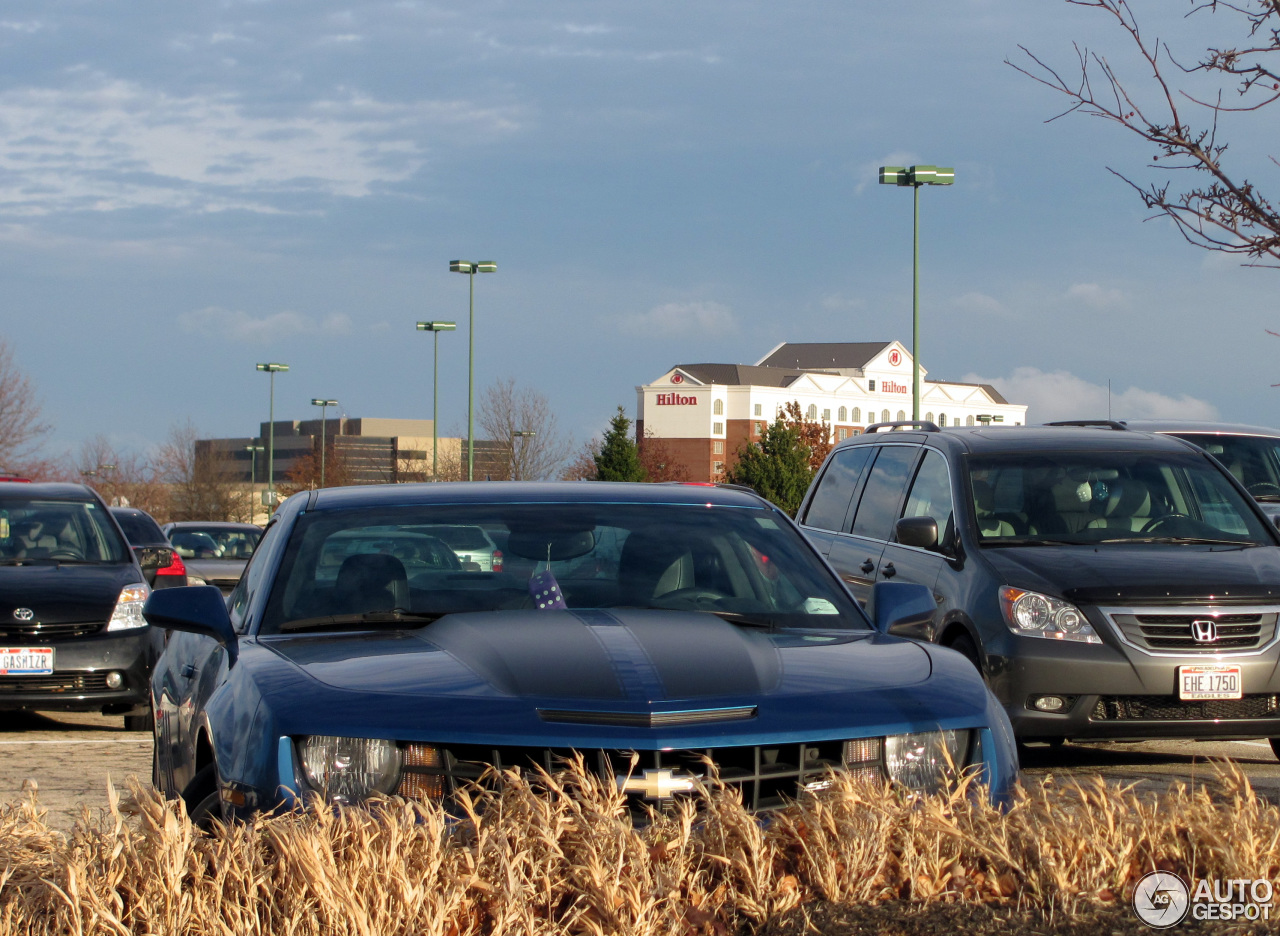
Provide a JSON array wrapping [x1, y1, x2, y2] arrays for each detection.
[[860, 559, 875, 574], [881, 562, 897, 578]]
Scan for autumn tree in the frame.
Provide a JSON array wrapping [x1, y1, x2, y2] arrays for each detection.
[[562, 438, 601, 481], [156, 421, 251, 522], [780, 401, 834, 473], [638, 429, 689, 482], [278, 444, 355, 496], [1011, 0, 1280, 266], [74, 435, 170, 518], [594, 407, 647, 482], [477, 378, 570, 481], [0, 338, 50, 473]]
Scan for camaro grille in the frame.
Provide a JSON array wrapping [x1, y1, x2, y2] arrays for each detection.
[[0, 621, 103, 640], [0, 673, 111, 694], [1090, 694, 1280, 721], [1101, 606, 1278, 654], [397, 741, 865, 811]]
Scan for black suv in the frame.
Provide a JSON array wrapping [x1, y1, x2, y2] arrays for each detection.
[[0, 482, 157, 729], [797, 422, 1280, 754]]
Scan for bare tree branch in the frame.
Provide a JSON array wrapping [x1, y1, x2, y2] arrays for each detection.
[[477, 379, 570, 481], [0, 338, 50, 470]]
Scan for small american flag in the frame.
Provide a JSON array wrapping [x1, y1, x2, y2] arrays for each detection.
[[528, 568, 567, 610]]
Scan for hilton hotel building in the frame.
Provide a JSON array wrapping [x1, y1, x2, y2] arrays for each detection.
[[636, 341, 1028, 482]]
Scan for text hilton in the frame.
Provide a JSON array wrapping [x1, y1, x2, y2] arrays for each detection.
[[656, 393, 698, 405], [881, 380, 908, 394]]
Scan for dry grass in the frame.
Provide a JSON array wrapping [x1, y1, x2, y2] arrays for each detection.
[[0, 761, 1277, 935]]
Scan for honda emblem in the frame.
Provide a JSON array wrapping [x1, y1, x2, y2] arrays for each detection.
[[1190, 619, 1218, 644]]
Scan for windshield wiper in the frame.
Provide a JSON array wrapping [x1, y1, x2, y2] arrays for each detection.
[[981, 538, 1095, 548], [1102, 536, 1258, 547], [279, 609, 445, 633]]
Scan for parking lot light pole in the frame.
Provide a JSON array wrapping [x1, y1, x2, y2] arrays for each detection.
[[878, 165, 954, 421], [245, 444, 264, 520], [449, 260, 497, 481], [416, 321, 457, 479], [310, 399, 339, 488], [510, 429, 535, 481], [255, 363, 289, 505]]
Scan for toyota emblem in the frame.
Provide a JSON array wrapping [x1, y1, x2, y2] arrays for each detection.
[[1190, 619, 1218, 643], [12, 608, 34, 622]]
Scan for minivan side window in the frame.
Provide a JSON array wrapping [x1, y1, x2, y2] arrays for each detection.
[[802, 447, 873, 531], [851, 446, 919, 541], [901, 449, 954, 540]]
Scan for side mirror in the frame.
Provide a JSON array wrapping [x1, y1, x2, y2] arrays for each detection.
[[144, 585, 237, 661], [870, 581, 937, 640], [895, 516, 939, 550]]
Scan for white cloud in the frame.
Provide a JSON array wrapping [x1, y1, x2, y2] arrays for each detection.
[[961, 367, 1219, 424], [950, 291, 1009, 317], [1065, 282, 1126, 309], [619, 301, 736, 337], [180, 307, 352, 342], [0, 77, 524, 215]]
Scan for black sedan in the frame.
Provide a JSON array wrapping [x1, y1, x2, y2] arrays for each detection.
[[110, 507, 187, 589]]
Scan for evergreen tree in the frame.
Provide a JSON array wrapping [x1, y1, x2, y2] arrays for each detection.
[[725, 416, 813, 516], [593, 406, 648, 482]]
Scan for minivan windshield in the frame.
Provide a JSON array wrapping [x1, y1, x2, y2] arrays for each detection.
[[968, 451, 1274, 546], [0, 496, 129, 563], [260, 502, 864, 634], [1172, 433, 1280, 503]]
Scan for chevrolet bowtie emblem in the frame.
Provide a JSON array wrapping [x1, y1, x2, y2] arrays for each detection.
[[616, 768, 699, 800]]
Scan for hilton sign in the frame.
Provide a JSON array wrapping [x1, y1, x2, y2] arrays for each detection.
[[881, 380, 908, 394], [656, 393, 698, 405]]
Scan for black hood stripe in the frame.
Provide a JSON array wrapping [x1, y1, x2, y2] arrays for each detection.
[[573, 610, 667, 701]]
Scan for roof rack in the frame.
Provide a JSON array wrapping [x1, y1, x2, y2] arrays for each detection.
[[861, 420, 940, 434], [1043, 420, 1130, 431]]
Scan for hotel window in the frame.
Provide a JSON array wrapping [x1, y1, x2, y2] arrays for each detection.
[[868, 380, 875, 391], [925, 412, 934, 424], [852, 407, 861, 423], [966, 415, 975, 426], [755, 421, 764, 434], [713, 399, 724, 415], [713, 422, 724, 434], [838, 406, 847, 421], [753, 403, 762, 416], [713, 461, 724, 475], [897, 410, 906, 422], [837, 428, 848, 440], [822, 408, 831, 421], [938, 413, 947, 427], [806, 404, 817, 419], [713, 440, 723, 454], [881, 409, 890, 422]]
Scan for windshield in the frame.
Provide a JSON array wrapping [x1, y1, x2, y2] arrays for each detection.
[[170, 526, 261, 560], [0, 496, 129, 563], [968, 451, 1274, 546], [260, 501, 864, 634], [1172, 433, 1280, 502]]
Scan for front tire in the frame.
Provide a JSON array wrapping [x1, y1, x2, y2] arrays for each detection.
[[946, 633, 982, 673], [1270, 738, 1280, 761], [183, 764, 222, 829]]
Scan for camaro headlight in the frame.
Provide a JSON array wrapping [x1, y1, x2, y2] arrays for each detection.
[[884, 729, 970, 795], [297, 736, 402, 804], [106, 583, 150, 632], [998, 587, 1101, 644]]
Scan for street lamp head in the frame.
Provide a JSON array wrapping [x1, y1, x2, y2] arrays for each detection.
[[909, 165, 955, 185], [474, 261, 496, 273], [416, 321, 457, 332], [449, 260, 496, 274], [311, 398, 339, 407], [879, 166, 908, 186], [256, 362, 289, 373], [512, 430, 536, 438]]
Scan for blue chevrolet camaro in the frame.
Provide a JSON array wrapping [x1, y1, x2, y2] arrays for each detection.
[[144, 482, 1018, 822]]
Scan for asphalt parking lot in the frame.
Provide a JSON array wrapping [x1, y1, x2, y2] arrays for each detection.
[[3, 711, 1278, 830]]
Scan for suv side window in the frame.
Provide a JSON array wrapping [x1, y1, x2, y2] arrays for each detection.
[[851, 445, 919, 541], [229, 521, 278, 633], [802, 447, 873, 531], [901, 449, 954, 540]]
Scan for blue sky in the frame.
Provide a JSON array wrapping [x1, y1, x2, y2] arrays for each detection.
[[2, 0, 1276, 460]]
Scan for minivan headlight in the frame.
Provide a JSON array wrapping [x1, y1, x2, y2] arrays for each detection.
[[297, 736, 402, 804], [884, 729, 970, 794], [998, 587, 1101, 644], [106, 583, 150, 632]]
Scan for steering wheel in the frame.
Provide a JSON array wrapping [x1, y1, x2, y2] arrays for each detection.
[[1247, 482, 1280, 497], [1141, 514, 1189, 534], [46, 549, 82, 560], [658, 588, 731, 610]]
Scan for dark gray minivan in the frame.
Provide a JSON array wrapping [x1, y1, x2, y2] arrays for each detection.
[[797, 422, 1280, 755]]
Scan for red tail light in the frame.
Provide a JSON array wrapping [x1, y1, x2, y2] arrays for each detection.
[[491, 550, 503, 572], [156, 550, 187, 576]]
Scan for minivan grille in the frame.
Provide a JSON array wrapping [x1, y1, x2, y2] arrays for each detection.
[[1090, 694, 1280, 721], [1101, 606, 1278, 654]]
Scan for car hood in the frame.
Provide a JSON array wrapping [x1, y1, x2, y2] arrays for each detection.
[[0, 562, 140, 623], [255, 609, 969, 743], [981, 543, 1280, 604]]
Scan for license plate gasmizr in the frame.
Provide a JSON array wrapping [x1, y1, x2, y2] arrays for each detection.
[[0, 647, 54, 675]]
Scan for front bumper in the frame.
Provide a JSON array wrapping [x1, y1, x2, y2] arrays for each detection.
[[986, 623, 1280, 741], [0, 627, 155, 712]]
